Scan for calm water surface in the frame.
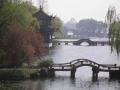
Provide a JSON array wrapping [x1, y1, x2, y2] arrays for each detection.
[[1, 45, 120, 90]]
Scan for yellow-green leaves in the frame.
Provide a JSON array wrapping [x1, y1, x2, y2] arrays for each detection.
[[109, 22, 120, 54]]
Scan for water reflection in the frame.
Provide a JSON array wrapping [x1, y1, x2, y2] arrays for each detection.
[[0, 81, 25, 90], [1, 46, 120, 90], [1, 77, 120, 90], [49, 46, 120, 65]]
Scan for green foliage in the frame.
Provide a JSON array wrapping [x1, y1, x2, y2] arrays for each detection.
[[0, 69, 36, 80], [0, 0, 38, 37], [0, 82, 24, 90], [0, 69, 25, 80], [0, 0, 46, 67], [22, 1, 38, 14], [38, 59, 53, 68], [109, 22, 120, 54], [106, 7, 120, 55], [51, 16, 64, 37]]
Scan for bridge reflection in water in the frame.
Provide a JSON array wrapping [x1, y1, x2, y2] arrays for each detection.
[[52, 38, 110, 46], [48, 59, 120, 81]]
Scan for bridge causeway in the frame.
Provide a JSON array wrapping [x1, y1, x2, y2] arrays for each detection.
[[52, 39, 110, 46], [47, 59, 120, 81]]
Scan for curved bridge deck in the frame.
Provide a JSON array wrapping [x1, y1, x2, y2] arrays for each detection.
[[51, 59, 119, 72]]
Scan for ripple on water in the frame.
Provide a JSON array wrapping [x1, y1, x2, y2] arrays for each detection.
[[1, 46, 120, 90]]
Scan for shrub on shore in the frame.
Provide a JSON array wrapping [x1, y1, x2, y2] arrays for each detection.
[[38, 59, 53, 68], [0, 69, 37, 80]]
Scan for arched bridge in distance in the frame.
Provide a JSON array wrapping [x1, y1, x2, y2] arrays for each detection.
[[48, 59, 120, 81], [52, 38, 110, 46], [73, 39, 96, 45]]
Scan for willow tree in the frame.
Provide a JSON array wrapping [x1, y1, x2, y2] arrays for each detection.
[[106, 7, 120, 54], [105, 6, 116, 33], [109, 22, 120, 54]]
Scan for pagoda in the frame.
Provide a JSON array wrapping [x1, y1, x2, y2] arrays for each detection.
[[33, 6, 53, 44]]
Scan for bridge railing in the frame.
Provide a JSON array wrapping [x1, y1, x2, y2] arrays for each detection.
[[51, 59, 120, 71], [99, 64, 116, 67]]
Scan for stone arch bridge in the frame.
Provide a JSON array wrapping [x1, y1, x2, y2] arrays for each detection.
[[52, 39, 110, 46], [47, 59, 120, 81]]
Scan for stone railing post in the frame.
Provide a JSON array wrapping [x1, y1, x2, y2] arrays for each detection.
[[92, 66, 99, 81], [71, 65, 76, 78]]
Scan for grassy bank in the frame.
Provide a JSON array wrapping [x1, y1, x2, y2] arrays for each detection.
[[0, 68, 40, 81]]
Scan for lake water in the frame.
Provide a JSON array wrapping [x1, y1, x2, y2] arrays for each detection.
[[1, 45, 120, 90]]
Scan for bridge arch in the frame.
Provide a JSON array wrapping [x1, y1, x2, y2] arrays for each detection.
[[74, 39, 96, 46]]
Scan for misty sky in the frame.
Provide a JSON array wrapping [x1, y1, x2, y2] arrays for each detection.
[[33, 0, 120, 23]]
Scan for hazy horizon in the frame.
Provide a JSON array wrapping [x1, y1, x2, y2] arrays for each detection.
[[32, 0, 120, 23]]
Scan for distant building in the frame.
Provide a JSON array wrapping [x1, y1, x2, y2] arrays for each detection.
[[67, 31, 74, 36]]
